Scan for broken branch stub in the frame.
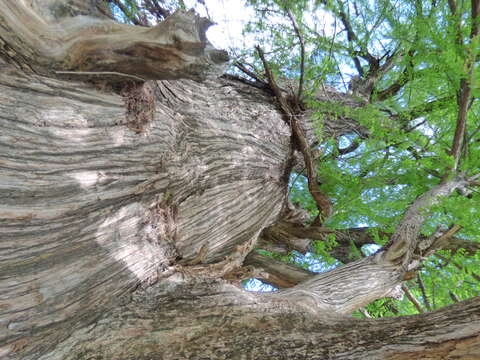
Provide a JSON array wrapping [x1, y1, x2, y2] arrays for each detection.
[[0, 2, 228, 81]]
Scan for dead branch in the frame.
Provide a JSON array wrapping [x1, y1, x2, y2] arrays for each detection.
[[256, 45, 333, 223], [417, 273, 432, 311], [0, 4, 228, 81]]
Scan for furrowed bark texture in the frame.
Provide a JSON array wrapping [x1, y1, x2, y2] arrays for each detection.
[[1, 55, 480, 360], [0, 61, 293, 357], [1, 3, 480, 358], [0, 55, 402, 358], [37, 280, 480, 360]]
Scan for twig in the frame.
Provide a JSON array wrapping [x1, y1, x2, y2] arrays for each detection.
[[144, 0, 171, 20], [55, 71, 146, 82], [285, 8, 305, 100], [221, 74, 269, 90], [234, 62, 268, 86], [425, 224, 463, 254], [401, 284, 425, 313], [417, 273, 432, 311], [449, 290, 460, 303], [109, 0, 146, 26], [395, 96, 455, 128], [358, 307, 371, 318], [256, 46, 332, 223], [435, 253, 480, 282], [374, 50, 415, 101]]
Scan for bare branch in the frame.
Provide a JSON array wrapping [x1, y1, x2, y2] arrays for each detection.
[[234, 62, 269, 87], [449, 290, 461, 302], [285, 8, 306, 100], [473, 0, 480, 38], [401, 284, 425, 313], [143, 0, 172, 21], [383, 177, 469, 267], [417, 273, 432, 311], [256, 46, 333, 222], [110, 0, 151, 26], [261, 218, 477, 266], [337, 138, 361, 155], [447, 0, 457, 15], [394, 96, 455, 127], [447, 0, 478, 172], [358, 308, 372, 317], [244, 252, 314, 288], [374, 50, 415, 101], [450, 85, 471, 171]]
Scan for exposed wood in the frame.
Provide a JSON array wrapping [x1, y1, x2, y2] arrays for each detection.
[[0, 2, 479, 359], [0, 2, 228, 80]]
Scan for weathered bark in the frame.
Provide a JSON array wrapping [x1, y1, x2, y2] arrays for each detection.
[[0, 60, 293, 358], [0, 1, 227, 80], [1, 2, 480, 359], [244, 252, 313, 288], [35, 279, 480, 360]]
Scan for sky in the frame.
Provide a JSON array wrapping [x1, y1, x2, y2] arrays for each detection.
[[184, 0, 256, 50]]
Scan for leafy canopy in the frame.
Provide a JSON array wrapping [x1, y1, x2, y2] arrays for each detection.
[[107, 0, 479, 318]]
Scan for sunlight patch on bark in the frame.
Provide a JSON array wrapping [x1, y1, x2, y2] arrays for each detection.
[[68, 171, 100, 189], [95, 201, 178, 282]]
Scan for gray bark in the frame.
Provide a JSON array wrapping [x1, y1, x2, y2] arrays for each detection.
[[0, 1, 227, 80], [244, 252, 314, 288], [0, 2, 479, 359], [0, 61, 291, 358], [37, 280, 480, 360]]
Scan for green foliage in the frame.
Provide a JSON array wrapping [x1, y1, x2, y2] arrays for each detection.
[[242, 0, 479, 317], [116, 0, 479, 318], [312, 233, 339, 265]]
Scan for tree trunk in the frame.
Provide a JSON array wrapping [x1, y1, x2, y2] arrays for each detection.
[[0, 60, 292, 358], [0, 2, 479, 359], [36, 280, 480, 360]]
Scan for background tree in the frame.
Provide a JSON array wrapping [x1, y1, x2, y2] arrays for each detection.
[[0, 0, 479, 359], [233, 0, 480, 318]]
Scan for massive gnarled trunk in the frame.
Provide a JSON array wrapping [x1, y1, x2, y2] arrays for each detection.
[[0, 1, 479, 359]]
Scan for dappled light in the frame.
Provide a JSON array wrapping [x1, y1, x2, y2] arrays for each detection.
[[0, 0, 479, 359]]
